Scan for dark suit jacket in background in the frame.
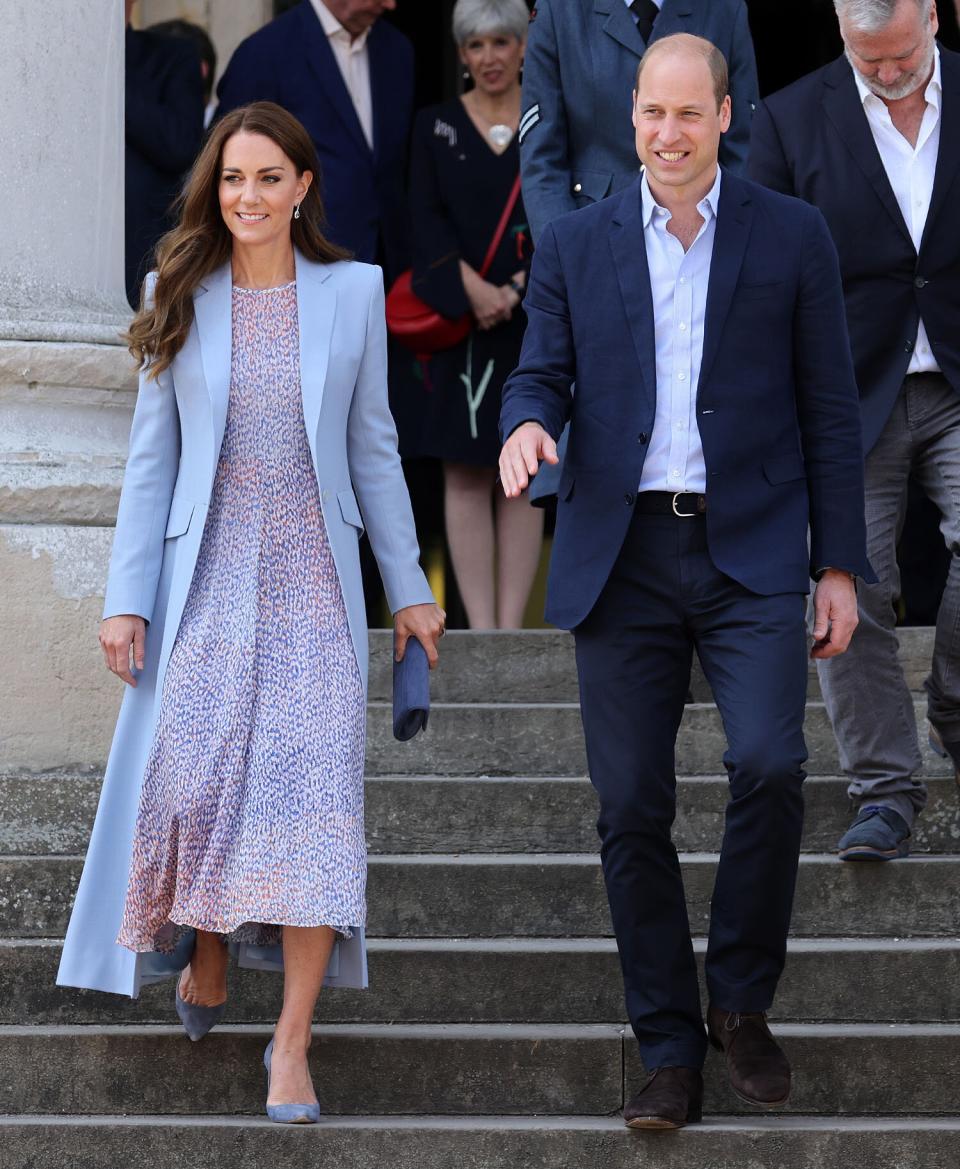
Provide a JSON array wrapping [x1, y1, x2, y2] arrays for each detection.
[[125, 27, 205, 308], [520, 0, 759, 243], [500, 173, 873, 630], [215, 1, 414, 281], [748, 48, 960, 455]]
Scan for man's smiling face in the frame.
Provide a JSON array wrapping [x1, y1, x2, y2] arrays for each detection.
[[632, 45, 731, 201]]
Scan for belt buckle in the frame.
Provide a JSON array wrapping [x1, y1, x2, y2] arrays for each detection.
[[672, 492, 698, 518]]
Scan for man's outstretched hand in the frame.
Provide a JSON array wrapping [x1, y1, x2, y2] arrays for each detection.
[[810, 569, 858, 659], [499, 421, 559, 498]]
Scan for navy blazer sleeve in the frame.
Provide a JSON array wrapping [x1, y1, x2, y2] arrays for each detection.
[[499, 221, 575, 444], [720, 2, 760, 175], [214, 35, 279, 116], [791, 206, 872, 580]]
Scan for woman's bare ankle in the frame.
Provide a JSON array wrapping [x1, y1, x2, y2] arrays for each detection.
[[271, 1023, 312, 1055], [179, 930, 228, 1004]]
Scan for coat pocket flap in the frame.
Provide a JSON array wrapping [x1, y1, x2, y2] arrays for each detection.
[[164, 496, 195, 539], [571, 169, 613, 202], [762, 453, 806, 485], [337, 489, 365, 532]]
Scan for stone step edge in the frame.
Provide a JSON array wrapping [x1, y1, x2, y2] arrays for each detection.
[[3, 1022, 959, 1039], [1, 772, 949, 786], [6, 936, 960, 954], [6, 852, 960, 865], [2, 1114, 959, 1133]]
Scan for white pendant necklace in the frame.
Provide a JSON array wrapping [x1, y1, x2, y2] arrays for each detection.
[[464, 92, 518, 151]]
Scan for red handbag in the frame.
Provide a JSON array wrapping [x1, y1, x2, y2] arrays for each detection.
[[387, 173, 522, 354]]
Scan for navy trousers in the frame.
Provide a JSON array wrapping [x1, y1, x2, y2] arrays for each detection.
[[573, 511, 808, 1070]]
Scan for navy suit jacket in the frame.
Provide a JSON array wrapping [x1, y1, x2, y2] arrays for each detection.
[[749, 50, 960, 455], [215, 2, 413, 279], [500, 173, 873, 630], [125, 27, 205, 307], [520, 0, 759, 242]]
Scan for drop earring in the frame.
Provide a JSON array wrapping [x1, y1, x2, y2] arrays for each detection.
[[293, 202, 301, 220]]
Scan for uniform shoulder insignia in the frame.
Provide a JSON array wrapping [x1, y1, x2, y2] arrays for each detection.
[[519, 103, 541, 145]]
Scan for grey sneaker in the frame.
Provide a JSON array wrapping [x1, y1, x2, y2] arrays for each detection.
[[929, 726, 960, 791], [837, 805, 910, 862]]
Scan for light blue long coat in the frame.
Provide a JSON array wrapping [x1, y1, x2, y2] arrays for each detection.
[[57, 254, 434, 998]]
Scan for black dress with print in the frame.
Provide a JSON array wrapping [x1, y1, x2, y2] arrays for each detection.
[[408, 98, 533, 467]]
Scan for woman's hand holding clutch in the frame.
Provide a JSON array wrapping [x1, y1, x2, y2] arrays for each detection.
[[394, 603, 446, 669]]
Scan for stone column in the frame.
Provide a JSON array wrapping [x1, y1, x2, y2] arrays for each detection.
[[0, 4, 129, 343], [0, 1, 134, 769]]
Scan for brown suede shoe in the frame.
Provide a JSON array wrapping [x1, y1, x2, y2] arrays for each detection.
[[623, 1066, 703, 1130], [707, 1006, 791, 1108]]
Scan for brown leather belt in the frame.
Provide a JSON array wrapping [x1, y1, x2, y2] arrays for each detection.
[[634, 491, 707, 517]]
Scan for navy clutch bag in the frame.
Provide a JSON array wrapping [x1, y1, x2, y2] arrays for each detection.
[[393, 636, 430, 741]]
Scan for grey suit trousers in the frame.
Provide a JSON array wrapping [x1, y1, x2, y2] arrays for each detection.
[[818, 373, 960, 826]]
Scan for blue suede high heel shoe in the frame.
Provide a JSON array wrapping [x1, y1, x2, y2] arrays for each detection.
[[263, 1038, 321, 1124], [174, 980, 226, 1042]]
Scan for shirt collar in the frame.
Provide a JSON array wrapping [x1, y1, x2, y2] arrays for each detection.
[[851, 46, 942, 114], [311, 0, 371, 50], [640, 166, 722, 228], [623, 0, 663, 8]]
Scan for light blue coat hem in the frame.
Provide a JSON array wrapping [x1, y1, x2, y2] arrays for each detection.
[[57, 254, 427, 1000]]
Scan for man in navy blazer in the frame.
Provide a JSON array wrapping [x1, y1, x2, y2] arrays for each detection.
[[216, 0, 412, 279], [500, 34, 872, 1128], [519, 0, 759, 244], [749, 0, 960, 862], [520, 0, 757, 505]]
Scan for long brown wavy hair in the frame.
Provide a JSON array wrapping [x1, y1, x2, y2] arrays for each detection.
[[126, 102, 350, 378]]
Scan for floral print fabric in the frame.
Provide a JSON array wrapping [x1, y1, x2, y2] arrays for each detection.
[[117, 283, 366, 952]]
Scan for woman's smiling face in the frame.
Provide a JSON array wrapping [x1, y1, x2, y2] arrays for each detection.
[[218, 131, 311, 247]]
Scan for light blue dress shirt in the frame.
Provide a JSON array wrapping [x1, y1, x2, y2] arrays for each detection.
[[637, 167, 721, 494], [624, 0, 664, 15]]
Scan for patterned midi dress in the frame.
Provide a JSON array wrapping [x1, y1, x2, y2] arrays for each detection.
[[117, 282, 366, 952]]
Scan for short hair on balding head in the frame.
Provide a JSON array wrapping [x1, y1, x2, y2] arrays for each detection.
[[635, 33, 729, 111]]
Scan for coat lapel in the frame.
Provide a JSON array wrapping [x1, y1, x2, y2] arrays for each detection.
[[821, 58, 914, 249], [649, 0, 695, 37], [192, 262, 233, 481], [697, 174, 752, 394], [593, 0, 646, 57], [295, 251, 337, 467], [609, 180, 657, 414], [922, 48, 960, 253], [300, 2, 371, 158]]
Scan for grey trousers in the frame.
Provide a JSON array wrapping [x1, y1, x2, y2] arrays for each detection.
[[818, 373, 960, 827]]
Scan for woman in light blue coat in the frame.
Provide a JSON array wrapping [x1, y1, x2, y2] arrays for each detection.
[[57, 102, 444, 1122]]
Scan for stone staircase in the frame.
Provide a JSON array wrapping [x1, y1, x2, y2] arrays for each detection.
[[2, 628, 959, 1166]]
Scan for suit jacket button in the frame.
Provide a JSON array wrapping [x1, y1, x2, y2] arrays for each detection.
[[637, 432, 648, 444], [914, 275, 927, 288], [624, 492, 635, 505], [573, 182, 582, 194]]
